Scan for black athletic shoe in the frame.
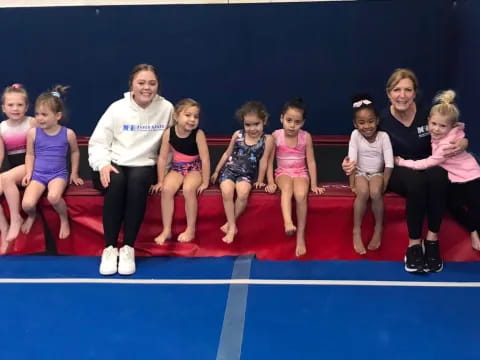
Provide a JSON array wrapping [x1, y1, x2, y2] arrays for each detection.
[[424, 239, 443, 273], [404, 244, 425, 273]]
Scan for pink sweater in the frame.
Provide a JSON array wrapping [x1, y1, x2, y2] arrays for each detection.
[[398, 123, 480, 183]]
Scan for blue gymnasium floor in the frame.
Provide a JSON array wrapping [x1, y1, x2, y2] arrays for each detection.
[[0, 256, 479, 360]]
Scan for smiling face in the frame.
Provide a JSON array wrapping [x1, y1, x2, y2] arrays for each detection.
[[387, 78, 416, 113], [2, 92, 28, 121], [280, 107, 304, 136], [354, 108, 378, 141], [131, 70, 158, 108], [175, 105, 200, 132], [428, 113, 453, 140]]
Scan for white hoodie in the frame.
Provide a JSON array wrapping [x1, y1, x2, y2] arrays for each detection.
[[88, 92, 173, 171]]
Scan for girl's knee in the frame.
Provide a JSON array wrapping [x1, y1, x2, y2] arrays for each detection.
[[47, 192, 63, 206], [182, 186, 197, 198], [294, 190, 308, 202], [236, 189, 251, 201], [22, 199, 37, 213]]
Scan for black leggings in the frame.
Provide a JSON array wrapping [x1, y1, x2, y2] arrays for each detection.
[[447, 178, 480, 233], [387, 166, 448, 239], [93, 165, 155, 247]]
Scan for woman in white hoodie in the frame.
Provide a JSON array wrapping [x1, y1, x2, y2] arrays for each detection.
[[89, 64, 173, 276]]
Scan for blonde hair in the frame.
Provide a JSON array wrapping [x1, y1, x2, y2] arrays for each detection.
[[430, 90, 459, 126], [386, 68, 419, 94], [2, 83, 29, 105]]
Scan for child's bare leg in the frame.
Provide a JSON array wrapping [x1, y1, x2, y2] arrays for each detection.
[[21, 181, 46, 235], [368, 176, 384, 251], [178, 171, 202, 242], [3, 166, 27, 242], [352, 176, 369, 255], [0, 186, 10, 254], [155, 172, 183, 245], [220, 180, 236, 243], [293, 178, 309, 256], [471, 231, 480, 251], [47, 179, 69, 239], [277, 175, 296, 236]]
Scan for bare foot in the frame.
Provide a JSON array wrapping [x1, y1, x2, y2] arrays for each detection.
[[471, 231, 480, 251], [178, 228, 195, 242], [284, 222, 297, 237], [0, 239, 13, 255], [367, 228, 382, 251], [353, 230, 366, 255], [21, 215, 36, 235], [6, 215, 24, 242], [295, 238, 306, 257], [222, 226, 237, 244], [59, 218, 70, 239], [154, 230, 171, 245], [220, 223, 229, 234]]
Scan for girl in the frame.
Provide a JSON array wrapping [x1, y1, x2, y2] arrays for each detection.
[[265, 98, 325, 257], [89, 64, 173, 276], [347, 95, 394, 255], [151, 98, 210, 244], [211, 101, 273, 244], [21, 86, 83, 242], [396, 90, 480, 251], [0, 84, 36, 253]]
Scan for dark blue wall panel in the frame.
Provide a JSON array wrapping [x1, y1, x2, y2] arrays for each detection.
[[0, 0, 453, 136], [453, 0, 480, 154]]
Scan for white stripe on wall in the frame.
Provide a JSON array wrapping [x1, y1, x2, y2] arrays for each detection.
[[0, 0, 355, 9]]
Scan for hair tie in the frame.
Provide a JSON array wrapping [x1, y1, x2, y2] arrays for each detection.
[[11, 83, 22, 89], [51, 91, 61, 98], [352, 99, 372, 108]]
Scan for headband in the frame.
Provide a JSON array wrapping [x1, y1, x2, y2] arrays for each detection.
[[11, 83, 22, 89], [352, 99, 372, 108]]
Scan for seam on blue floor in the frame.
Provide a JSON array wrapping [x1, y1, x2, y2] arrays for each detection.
[[216, 255, 253, 360]]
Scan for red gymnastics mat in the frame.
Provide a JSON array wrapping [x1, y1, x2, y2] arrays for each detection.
[[39, 181, 480, 262]]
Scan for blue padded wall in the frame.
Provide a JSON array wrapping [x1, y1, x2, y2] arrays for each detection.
[[0, 0, 454, 137]]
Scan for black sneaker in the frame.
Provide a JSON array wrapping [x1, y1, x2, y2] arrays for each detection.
[[404, 244, 425, 273], [424, 239, 443, 273]]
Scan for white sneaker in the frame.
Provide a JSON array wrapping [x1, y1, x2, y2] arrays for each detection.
[[118, 245, 136, 275], [99, 246, 118, 275]]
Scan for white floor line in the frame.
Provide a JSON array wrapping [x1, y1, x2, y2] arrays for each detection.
[[216, 256, 252, 360], [0, 278, 479, 287]]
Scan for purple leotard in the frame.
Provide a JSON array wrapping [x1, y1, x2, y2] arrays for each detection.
[[32, 126, 69, 186]]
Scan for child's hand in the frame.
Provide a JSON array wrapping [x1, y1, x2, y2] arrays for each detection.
[[254, 181, 265, 189], [342, 157, 356, 176], [150, 182, 163, 194], [311, 185, 325, 195], [210, 172, 218, 184], [350, 186, 357, 194], [70, 174, 84, 186], [197, 182, 209, 195], [22, 174, 31, 187], [394, 156, 404, 165], [265, 183, 277, 193]]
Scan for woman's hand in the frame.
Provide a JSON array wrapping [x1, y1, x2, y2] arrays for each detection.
[[342, 157, 356, 176], [100, 164, 119, 188], [443, 137, 468, 158]]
